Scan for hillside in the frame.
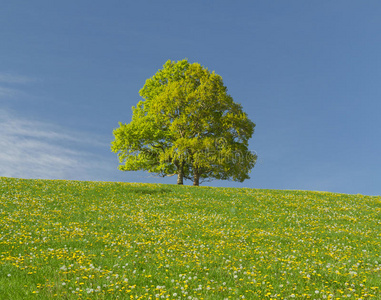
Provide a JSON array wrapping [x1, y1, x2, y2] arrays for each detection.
[[0, 177, 380, 299]]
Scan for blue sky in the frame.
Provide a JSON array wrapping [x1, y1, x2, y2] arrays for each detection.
[[1, 1, 380, 195]]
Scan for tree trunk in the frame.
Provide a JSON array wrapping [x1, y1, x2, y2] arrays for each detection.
[[177, 161, 184, 185], [193, 171, 200, 186], [177, 171, 184, 185]]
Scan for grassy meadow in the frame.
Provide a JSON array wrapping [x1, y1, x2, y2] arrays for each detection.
[[0, 177, 380, 299]]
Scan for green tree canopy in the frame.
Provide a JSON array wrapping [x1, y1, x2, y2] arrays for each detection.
[[111, 59, 256, 186]]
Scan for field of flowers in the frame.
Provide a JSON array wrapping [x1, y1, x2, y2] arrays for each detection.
[[0, 177, 380, 299]]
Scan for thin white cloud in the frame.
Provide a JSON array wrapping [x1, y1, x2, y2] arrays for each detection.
[[0, 109, 109, 180], [0, 73, 36, 99], [0, 110, 107, 147], [0, 73, 36, 84], [0, 86, 18, 98]]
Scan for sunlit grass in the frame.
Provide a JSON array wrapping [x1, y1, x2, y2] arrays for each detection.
[[1, 177, 380, 299]]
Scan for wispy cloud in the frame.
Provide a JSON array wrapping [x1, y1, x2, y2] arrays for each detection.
[[0, 73, 37, 99], [0, 73, 36, 84], [0, 86, 19, 98], [0, 109, 110, 180]]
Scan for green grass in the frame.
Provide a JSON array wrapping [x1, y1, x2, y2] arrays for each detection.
[[0, 177, 380, 299]]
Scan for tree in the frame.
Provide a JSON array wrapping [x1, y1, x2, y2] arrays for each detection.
[[111, 59, 256, 186]]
